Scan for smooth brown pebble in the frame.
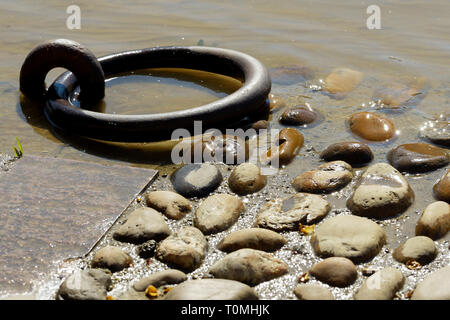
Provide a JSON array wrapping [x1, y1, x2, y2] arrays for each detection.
[[415, 201, 450, 240], [146, 191, 192, 220], [349, 112, 395, 142], [228, 163, 267, 195], [387, 143, 449, 173], [320, 141, 374, 165], [310, 257, 358, 287], [433, 169, 450, 203], [279, 105, 318, 126], [293, 284, 334, 300], [91, 246, 133, 272]]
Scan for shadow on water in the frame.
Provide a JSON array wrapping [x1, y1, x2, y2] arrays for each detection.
[[17, 68, 269, 165]]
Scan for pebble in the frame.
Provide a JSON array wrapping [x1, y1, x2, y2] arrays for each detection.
[[209, 248, 288, 286], [411, 265, 450, 300], [228, 163, 267, 195], [393, 236, 437, 265], [347, 163, 414, 218], [270, 65, 314, 85], [91, 246, 133, 272], [354, 267, 405, 300], [320, 141, 374, 165], [279, 104, 319, 126], [268, 93, 286, 111], [251, 120, 269, 130], [113, 207, 171, 244], [255, 193, 331, 231], [170, 163, 223, 198], [57, 269, 112, 300], [420, 113, 450, 147], [133, 269, 187, 291], [162, 279, 259, 300], [324, 68, 363, 95], [309, 257, 358, 287], [293, 284, 334, 300], [265, 128, 304, 166], [433, 169, 450, 202], [217, 228, 287, 253], [292, 161, 353, 193], [415, 201, 450, 239], [387, 143, 449, 173], [155, 226, 208, 271], [373, 79, 425, 108], [194, 194, 245, 234], [348, 112, 396, 142], [146, 190, 192, 220], [310, 215, 386, 263]]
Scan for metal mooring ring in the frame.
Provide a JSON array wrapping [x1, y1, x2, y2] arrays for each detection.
[[20, 39, 105, 105], [24, 40, 271, 142]]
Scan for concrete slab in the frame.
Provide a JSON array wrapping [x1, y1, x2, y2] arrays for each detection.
[[0, 155, 157, 296]]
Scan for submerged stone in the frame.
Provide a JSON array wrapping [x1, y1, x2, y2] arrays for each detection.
[[420, 113, 450, 147], [270, 65, 314, 85], [324, 68, 363, 95]]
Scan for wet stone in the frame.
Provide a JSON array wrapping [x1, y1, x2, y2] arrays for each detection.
[[420, 113, 450, 147], [263, 128, 304, 166], [133, 269, 187, 291], [136, 240, 157, 259], [146, 190, 192, 220], [292, 161, 353, 193], [255, 193, 331, 231], [251, 119, 269, 130], [161, 279, 258, 300], [387, 143, 449, 173], [373, 79, 425, 108], [320, 141, 374, 165], [270, 65, 314, 85], [171, 163, 223, 198], [155, 226, 208, 271], [310, 215, 386, 263], [324, 68, 364, 95], [268, 93, 286, 111], [347, 163, 414, 219], [228, 163, 267, 195], [279, 104, 319, 126], [113, 207, 171, 244], [91, 246, 133, 272], [293, 284, 334, 300], [393, 236, 437, 265], [309, 257, 358, 287], [209, 248, 288, 286], [415, 201, 450, 240], [433, 169, 450, 202], [349, 112, 396, 142], [194, 194, 245, 234], [217, 228, 287, 253], [411, 265, 450, 300], [57, 269, 112, 300], [354, 267, 405, 300]]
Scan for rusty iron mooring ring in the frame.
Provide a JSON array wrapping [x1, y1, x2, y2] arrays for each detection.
[[20, 39, 271, 142]]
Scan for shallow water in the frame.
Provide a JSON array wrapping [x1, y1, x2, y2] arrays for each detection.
[[0, 0, 449, 299]]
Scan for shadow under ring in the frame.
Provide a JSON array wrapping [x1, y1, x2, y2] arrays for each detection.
[[44, 46, 271, 142]]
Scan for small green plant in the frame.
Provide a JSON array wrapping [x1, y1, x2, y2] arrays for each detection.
[[13, 138, 23, 158]]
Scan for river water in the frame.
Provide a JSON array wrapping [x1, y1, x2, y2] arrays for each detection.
[[0, 0, 448, 299]]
